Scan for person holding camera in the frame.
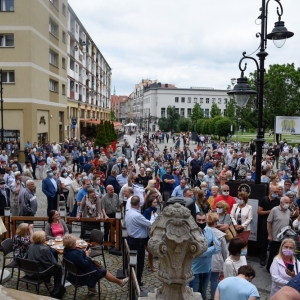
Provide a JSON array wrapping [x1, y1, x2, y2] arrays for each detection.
[[230, 191, 253, 244]]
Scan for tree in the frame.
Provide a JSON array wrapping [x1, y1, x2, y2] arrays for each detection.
[[247, 63, 300, 141], [110, 110, 116, 121], [224, 98, 236, 119], [190, 103, 204, 123], [215, 117, 234, 138], [178, 118, 191, 132], [94, 120, 109, 147], [104, 121, 113, 142], [195, 119, 205, 133], [166, 106, 180, 132], [209, 116, 223, 136], [158, 118, 169, 132], [202, 119, 211, 134], [210, 103, 222, 118]]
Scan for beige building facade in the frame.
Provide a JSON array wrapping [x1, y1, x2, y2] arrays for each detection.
[[0, 0, 112, 152]]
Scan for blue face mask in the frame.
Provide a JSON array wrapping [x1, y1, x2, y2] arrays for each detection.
[[49, 173, 53, 177], [271, 193, 278, 198], [294, 181, 298, 185], [241, 249, 247, 256], [63, 173, 68, 177]]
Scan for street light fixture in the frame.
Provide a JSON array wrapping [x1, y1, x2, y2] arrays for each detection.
[[227, 0, 294, 184]]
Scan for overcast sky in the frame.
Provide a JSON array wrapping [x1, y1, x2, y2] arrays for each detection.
[[69, 0, 300, 96]]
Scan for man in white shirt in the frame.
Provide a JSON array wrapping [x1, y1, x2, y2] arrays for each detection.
[[128, 167, 145, 208], [47, 152, 54, 168], [134, 158, 144, 176], [52, 141, 60, 157]]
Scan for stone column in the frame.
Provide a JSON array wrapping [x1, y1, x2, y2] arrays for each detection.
[[144, 202, 207, 300]]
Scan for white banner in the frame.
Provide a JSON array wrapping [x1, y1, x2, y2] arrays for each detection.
[[275, 116, 300, 134], [248, 198, 258, 242]]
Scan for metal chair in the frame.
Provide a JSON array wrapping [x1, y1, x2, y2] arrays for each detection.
[[89, 229, 107, 268], [0, 238, 17, 283], [16, 258, 54, 295], [63, 258, 101, 300]]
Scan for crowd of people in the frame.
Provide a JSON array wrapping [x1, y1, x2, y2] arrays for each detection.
[[1, 132, 300, 299]]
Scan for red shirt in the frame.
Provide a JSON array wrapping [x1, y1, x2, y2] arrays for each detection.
[[213, 195, 237, 213]]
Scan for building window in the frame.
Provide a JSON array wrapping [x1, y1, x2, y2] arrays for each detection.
[[75, 84, 78, 93], [218, 98, 222, 104], [187, 108, 191, 117], [62, 31, 66, 43], [75, 23, 78, 33], [180, 108, 185, 117], [0, 0, 14, 11], [49, 50, 58, 67], [62, 84, 66, 95], [224, 98, 228, 104], [62, 57, 65, 69], [194, 97, 197, 103], [49, 0, 58, 8], [205, 109, 209, 118], [0, 34, 14, 47], [175, 97, 179, 103], [181, 97, 185, 103], [62, 3, 66, 16], [187, 97, 191, 103], [70, 59, 74, 71], [212, 98, 216, 103], [49, 19, 58, 38], [75, 64, 78, 73], [200, 98, 203, 103], [161, 108, 165, 118], [206, 98, 209, 104], [49, 79, 58, 92], [1, 70, 15, 83]]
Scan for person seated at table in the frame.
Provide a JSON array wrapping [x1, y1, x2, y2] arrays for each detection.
[[26, 231, 62, 288], [13, 223, 34, 261], [45, 210, 69, 240], [63, 234, 129, 294]]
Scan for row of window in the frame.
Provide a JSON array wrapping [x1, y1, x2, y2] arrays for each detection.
[[174, 97, 227, 104], [50, 0, 67, 17], [161, 107, 226, 118]]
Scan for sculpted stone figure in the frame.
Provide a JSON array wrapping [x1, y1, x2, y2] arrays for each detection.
[[146, 202, 207, 300]]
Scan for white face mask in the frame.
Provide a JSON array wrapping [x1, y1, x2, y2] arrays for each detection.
[[246, 175, 251, 180], [282, 203, 290, 210], [216, 208, 223, 214], [238, 199, 244, 205], [222, 191, 229, 196]]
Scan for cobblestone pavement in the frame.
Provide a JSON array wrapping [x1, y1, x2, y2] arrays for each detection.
[[0, 134, 271, 299]]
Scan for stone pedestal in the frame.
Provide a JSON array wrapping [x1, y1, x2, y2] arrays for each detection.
[[141, 288, 202, 300], [141, 202, 207, 300]]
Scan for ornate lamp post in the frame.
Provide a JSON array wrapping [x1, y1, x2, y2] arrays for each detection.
[[228, 0, 294, 184]]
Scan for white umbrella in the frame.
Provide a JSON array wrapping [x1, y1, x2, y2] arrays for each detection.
[[125, 123, 137, 127]]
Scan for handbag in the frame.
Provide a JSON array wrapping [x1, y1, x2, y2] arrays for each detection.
[[225, 224, 237, 241]]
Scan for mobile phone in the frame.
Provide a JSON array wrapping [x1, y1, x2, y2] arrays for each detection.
[[86, 244, 91, 251], [287, 263, 294, 272]]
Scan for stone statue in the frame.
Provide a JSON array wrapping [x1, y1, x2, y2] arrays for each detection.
[[145, 202, 207, 300]]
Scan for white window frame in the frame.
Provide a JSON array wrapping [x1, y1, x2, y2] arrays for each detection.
[[0, 0, 14, 11], [187, 97, 191, 103], [49, 0, 58, 9], [62, 3, 66, 16], [1, 70, 15, 83], [0, 34, 14, 47], [218, 98, 222, 104], [49, 79, 58, 92], [49, 19, 58, 38], [175, 97, 179, 103], [206, 98, 210, 104], [200, 98, 203, 103], [49, 50, 58, 67], [181, 97, 185, 103]]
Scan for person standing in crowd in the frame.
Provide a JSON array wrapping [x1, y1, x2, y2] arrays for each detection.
[[128, 167, 145, 209], [125, 196, 153, 286], [266, 196, 292, 273], [215, 265, 260, 300], [189, 212, 220, 299], [20, 180, 37, 217], [189, 154, 203, 181], [42, 168, 60, 216], [10, 171, 25, 216], [230, 191, 253, 243], [0, 178, 10, 216], [213, 184, 237, 213], [27, 149, 38, 180], [101, 185, 119, 248], [162, 166, 175, 203], [270, 238, 300, 298]]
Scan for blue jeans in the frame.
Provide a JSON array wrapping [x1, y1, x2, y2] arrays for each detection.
[[210, 271, 220, 299], [189, 271, 211, 299]]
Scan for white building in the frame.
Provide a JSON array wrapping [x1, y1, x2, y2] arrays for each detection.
[[142, 83, 229, 131]]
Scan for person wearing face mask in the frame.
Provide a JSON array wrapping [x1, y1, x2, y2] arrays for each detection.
[[67, 173, 82, 217], [189, 212, 220, 299], [257, 186, 280, 267], [266, 196, 292, 273], [213, 184, 236, 213], [270, 238, 300, 297], [230, 191, 253, 244], [223, 237, 247, 278], [42, 168, 60, 216], [60, 170, 72, 209], [203, 168, 215, 190]]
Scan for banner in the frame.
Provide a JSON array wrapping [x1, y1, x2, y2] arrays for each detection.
[[275, 116, 300, 134]]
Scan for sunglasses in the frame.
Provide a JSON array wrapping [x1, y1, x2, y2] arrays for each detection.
[[222, 190, 229, 192]]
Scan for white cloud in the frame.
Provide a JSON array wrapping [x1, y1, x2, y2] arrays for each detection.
[[69, 0, 300, 95]]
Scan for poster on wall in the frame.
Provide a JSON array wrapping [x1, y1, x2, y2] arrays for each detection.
[[248, 198, 258, 242], [275, 116, 300, 134]]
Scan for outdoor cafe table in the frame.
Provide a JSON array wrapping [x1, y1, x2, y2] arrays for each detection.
[[45, 237, 90, 254]]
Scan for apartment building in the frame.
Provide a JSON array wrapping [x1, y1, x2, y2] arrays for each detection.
[[0, 0, 68, 146], [111, 94, 128, 122], [67, 5, 111, 138], [0, 0, 112, 149]]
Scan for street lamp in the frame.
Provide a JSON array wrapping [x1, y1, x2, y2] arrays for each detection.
[[228, 0, 293, 184], [0, 69, 4, 150]]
